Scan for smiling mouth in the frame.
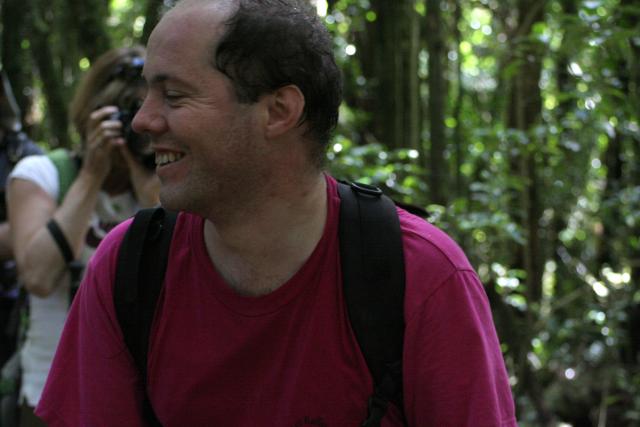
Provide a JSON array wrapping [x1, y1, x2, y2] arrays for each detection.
[[155, 152, 185, 167]]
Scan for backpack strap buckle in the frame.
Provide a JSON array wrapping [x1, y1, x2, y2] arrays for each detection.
[[350, 181, 383, 197], [361, 394, 390, 427]]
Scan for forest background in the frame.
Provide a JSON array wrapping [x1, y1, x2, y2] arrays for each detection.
[[1, 0, 639, 425]]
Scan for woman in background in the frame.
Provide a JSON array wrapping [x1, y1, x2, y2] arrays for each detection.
[[7, 46, 159, 426]]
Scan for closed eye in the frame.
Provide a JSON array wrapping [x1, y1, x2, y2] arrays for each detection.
[[164, 91, 184, 104]]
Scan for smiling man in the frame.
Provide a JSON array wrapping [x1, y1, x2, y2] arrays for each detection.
[[36, 1, 517, 426]]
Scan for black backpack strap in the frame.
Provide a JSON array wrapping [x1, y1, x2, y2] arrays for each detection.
[[114, 207, 177, 427], [337, 181, 406, 427]]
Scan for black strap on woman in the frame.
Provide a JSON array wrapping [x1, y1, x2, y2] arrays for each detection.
[[46, 218, 84, 305]]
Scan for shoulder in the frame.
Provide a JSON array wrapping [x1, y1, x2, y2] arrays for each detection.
[[91, 218, 134, 267], [11, 154, 55, 177], [84, 217, 134, 298], [22, 138, 43, 156], [9, 154, 59, 198], [88, 210, 197, 276], [398, 207, 473, 273], [398, 208, 481, 318]]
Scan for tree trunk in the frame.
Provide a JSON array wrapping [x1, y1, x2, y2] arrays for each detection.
[[451, 0, 465, 200], [67, 0, 111, 61], [405, 7, 421, 152], [505, 0, 550, 422], [556, 0, 577, 118], [425, 0, 447, 205], [551, 0, 580, 313], [616, 0, 640, 366], [1, 0, 33, 123], [27, 0, 71, 147], [596, 130, 623, 269], [507, 0, 546, 303], [369, 0, 420, 151]]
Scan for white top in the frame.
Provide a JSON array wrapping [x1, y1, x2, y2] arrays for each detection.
[[9, 154, 138, 406]]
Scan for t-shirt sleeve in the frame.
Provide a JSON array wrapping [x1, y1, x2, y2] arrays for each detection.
[[403, 269, 517, 426], [35, 219, 146, 427], [8, 155, 59, 200]]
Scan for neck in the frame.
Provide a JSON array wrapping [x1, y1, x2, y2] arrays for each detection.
[[203, 171, 327, 296]]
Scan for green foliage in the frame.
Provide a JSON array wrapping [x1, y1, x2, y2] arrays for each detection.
[[109, 0, 148, 44], [326, 136, 428, 206], [325, 0, 640, 424]]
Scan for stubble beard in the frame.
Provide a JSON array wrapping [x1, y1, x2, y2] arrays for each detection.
[[159, 110, 266, 219], [158, 156, 265, 222], [158, 171, 220, 216]]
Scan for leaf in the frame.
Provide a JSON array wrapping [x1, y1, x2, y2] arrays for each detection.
[[583, 0, 602, 9]]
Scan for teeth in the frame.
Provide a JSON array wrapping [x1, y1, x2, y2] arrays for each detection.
[[155, 152, 185, 166]]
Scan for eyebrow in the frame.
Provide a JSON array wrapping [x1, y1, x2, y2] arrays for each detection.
[[144, 72, 196, 91], [144, 73, 171, 85]]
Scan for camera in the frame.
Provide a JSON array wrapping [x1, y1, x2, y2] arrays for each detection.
[[110, 100, 155, 171]]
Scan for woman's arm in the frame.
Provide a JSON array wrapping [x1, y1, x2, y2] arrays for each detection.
[[0, 222, 14, 260], [8, 106, 124, 297], [8, 170, 103, 297]]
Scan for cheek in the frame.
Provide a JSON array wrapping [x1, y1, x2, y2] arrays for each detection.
[[166, 109, 210, 139]]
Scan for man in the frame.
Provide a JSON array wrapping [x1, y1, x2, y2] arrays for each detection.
[[0, 71, 42, 427], [0, 71, 42, 365], [37, 0, 518, 425]]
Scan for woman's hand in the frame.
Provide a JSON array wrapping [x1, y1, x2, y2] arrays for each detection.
[[81, 106, 125, 183], [119, 145, 160, 208]]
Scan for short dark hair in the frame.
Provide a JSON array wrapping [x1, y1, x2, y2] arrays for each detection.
[[214, 0, 342, 163]]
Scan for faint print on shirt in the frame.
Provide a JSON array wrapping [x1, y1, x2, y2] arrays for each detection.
[[293, 416, 327, 427]]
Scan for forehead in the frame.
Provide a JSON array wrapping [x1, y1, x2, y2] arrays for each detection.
[[145, 2, 231, 74], [153, 0, 232, 45]]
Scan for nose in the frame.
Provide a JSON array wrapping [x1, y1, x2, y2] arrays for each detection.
[[132, 94, 167, 136]]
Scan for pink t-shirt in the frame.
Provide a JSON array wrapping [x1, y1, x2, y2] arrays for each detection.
[[37, 177, 517, 426]]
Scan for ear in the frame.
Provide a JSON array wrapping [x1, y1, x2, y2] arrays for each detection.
[[264, 85, 305, 139]]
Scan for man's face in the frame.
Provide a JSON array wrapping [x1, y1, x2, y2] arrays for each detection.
[[133, 2, 269, 216]]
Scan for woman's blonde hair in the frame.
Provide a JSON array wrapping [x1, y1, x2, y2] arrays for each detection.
[[69, 46, 146, 143]]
